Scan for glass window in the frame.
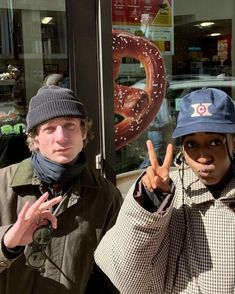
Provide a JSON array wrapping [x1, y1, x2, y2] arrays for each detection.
[[112, 0, 235, 174], [0, 1, 68, 135]]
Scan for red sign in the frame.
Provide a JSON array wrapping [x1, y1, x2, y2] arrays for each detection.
[[112, 0, 170, 25]]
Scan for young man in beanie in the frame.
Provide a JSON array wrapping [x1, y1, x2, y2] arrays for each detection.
[[0, 85, 122, 293], [95, 88, 235, 293]]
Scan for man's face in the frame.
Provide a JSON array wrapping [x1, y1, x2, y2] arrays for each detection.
[[182, 132, 234, 185], [34, 117, 87, 164]]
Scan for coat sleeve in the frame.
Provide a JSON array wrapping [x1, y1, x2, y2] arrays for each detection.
[[0, 225, 18, 272], [0, 164, 25, 273], [95, 181, 174, 294]]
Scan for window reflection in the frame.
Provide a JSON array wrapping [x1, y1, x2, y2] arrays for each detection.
[[0, 1, 68, 135], [112, 0, 234, 174]]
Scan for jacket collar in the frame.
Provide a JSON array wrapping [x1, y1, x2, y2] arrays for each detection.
[[10, 158, 101, 191], [177, 164, 235, 206]]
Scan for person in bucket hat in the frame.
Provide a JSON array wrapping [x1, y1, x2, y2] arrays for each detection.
[[0, 85, 122, 293], [95, 88, 235, 293]]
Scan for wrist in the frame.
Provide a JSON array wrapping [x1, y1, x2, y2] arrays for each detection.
[[2, 222, 22, 248], [1, 238, 24, 259]]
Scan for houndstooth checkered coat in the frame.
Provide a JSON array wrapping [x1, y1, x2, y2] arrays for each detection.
[[95, 163, 235, 293]]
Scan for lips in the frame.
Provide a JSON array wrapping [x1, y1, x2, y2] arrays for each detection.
[[197, 164, 215, 177], [55, 147, 71, 153], [199, 170, 211, 178]]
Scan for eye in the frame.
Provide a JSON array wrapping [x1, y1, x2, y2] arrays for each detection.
[[43, 126, 55, 133], [64, 123, 77, 130], [210, 139, 223, 146], [184, 140, 197, 149]]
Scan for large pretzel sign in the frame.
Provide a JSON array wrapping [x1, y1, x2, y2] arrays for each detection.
[[113, 30, 167, 150]]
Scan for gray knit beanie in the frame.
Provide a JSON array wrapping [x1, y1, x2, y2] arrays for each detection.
[[26, 85, 87, 132]]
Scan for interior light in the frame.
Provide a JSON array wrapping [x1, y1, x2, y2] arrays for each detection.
[[210, 33, 221, 37], [41, 17, 53, 24], [200, 22, 215, 27]]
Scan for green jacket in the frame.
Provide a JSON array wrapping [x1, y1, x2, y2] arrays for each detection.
[[0, 158, 123, 294]]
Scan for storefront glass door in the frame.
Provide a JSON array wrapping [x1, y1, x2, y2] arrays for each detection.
[[112, 0, 235, 175], [0, 0, 69, 166], [0, 0, 68, 134]]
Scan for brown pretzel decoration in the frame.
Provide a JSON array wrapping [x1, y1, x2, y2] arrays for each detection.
[[112, 30, 167, 150]]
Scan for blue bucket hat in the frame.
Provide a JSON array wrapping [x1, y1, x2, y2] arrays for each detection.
[[172, 88, 235, 139]]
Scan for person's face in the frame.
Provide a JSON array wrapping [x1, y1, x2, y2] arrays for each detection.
[[34, 117, 87, 164], [182, 132, 234, 185]]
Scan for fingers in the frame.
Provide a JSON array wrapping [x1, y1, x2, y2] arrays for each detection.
[[36, 196, 62, 229], [40, 211, 58, 229], [25, 192, 49, 220], [25, 193, 62, 219], [142, 171, 171, 193], [23, 193, 62, 231], [163, 144, 174, 169], [142, 167, 157, 191], [146, 140, 159, 171], [6, 193, 61, 248], [142, 143, 174, 193], [39, 196, 62, 211], [142, 166, 169, 192], [17, 201, 30, 220]]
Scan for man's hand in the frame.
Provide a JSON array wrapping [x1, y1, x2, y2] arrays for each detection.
[[3, 192, 62, 248], [141, 140, 173, 193]]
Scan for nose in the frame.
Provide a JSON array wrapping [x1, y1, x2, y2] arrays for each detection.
[[55, 126, 68, 142], [196, 149, 213, 164]]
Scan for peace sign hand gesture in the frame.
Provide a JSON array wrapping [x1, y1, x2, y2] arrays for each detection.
[[141, 140, 174, 193], [3, 192, 62, 249]]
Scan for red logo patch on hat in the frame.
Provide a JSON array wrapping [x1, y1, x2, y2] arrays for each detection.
[[191, 103, 212, 117]]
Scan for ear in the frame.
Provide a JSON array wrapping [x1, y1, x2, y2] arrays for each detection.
[[81, 123, 88, 141], [33, 135, 40, 150], [82, 129, 87, 141]]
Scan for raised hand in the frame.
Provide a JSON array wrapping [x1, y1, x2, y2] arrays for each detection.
[[3, 192, 62, 248], [141, 140, 173, 192]]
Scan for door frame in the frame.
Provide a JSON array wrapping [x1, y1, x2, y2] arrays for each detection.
[[66, 0, 116, 183]]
